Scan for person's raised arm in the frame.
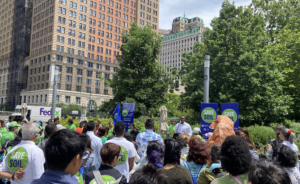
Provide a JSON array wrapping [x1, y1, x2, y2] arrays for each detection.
[[0, 168, 24, 180]]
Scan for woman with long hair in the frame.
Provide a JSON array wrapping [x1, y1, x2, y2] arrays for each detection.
[[158, 137, 193, 184], [235, 128, 259, 162], [79, 134, 99, 181]]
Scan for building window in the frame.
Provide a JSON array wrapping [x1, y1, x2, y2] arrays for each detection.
[[66, 75, 72, 82], [95, 80, 100, 86], [86, 87, 91, 93], [78, 59, 83, 65], [65, 96, 70, 103], [66, 67, 73, 73], [86, 79, 91, 85], [56, 95, 60, 103], [76, 97, 81, 104], [95, 88, 100, 94], [65, 84, 72, 90], [104, 90, 108, 95], [76, 86, 82, 92], [76, 77, 82, 83], [87, 71, 92, 77]]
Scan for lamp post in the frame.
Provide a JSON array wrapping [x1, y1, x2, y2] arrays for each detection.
[[203, 55, 210, 103], [51, 65, 59, 119]]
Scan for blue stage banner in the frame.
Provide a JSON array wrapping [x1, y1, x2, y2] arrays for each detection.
[[113, 103, 121, 125], [122, 103, 135, 131], [221, 103, 239, 131], [201, 103, 218, 140]]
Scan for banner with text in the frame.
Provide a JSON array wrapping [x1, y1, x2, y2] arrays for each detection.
[[122, 103, 135, 131], [201, 103, 218, 140], [221, 103, 239, 131]]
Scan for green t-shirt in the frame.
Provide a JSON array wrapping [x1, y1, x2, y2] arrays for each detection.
[[101, 137, 107, 145], [106, 127, 114, 138], [211, 173, 248, 184], [0, 127, 8, 135], [128, 129, 132, 133], [140, 127, 146, 133], [0, 132, 14, 146], [195, 135, 206, 142], [167, 125, 176, 137], [67, 124, 76, 130]]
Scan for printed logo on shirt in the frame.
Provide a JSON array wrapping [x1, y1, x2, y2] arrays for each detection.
[[89, 175, 116, 184], [6, 147, 28, 172], [201, 107, 217, 123], [75, 172, 84, 184], [4, 136, 10, 142], [117, 145, 128, 165], [222, 109, 238, 123]]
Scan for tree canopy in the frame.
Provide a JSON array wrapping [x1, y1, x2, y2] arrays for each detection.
[[179, 0, 293, 126], [100, 22, 178, 116]]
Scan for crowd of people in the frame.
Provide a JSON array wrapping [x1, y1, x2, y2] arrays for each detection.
[[0, 115, 298, 184]]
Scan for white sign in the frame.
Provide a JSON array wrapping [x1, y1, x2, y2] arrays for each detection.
[[80, 114, 84, 119], [72, 111, 79, 115]]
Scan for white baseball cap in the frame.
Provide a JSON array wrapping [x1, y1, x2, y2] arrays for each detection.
[[193, 127, 201, 135]]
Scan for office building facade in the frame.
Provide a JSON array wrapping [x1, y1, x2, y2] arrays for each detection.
[[159, 16, 205, 93], [136, 0, 159, 32], [19, 0, 137, 107], [0, 0, 33, 107]]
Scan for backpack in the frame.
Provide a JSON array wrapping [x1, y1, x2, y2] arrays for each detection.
[[75, 152, 91, 184], [92, 170, 122, 184]]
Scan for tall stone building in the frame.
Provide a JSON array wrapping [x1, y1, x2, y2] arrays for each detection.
[[0, 0, 33, 107], [159, 15, 206, 94], [136, 0, 159, 32], [20, 0, 137, 107]]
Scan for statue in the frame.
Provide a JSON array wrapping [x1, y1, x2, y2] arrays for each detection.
[[159, 105, 169, 135], [21, 103, 28, 121], [80, 103, 88, 122]]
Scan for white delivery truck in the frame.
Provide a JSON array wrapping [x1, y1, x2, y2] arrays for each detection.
[[15, 105, 61, 122]]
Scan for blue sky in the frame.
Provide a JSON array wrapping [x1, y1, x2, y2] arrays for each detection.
[[159, 0, 252, 30]]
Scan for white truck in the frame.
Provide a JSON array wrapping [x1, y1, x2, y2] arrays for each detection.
[[15, 105, 62, 122]]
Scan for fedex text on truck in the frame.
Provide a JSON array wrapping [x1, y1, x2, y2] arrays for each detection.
[[40, 108, 60, 116]]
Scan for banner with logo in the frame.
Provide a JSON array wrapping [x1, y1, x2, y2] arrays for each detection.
[[122, 103, 135, 131], [113, 103, 122, 125], [201, 103, 218, 140], [221, 103, 239, 131]]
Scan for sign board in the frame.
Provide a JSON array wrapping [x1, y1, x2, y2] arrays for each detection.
[[122, 103, 135, 131], [80, 114, 84, 119], [221, 103, 239, 131], [200, 103, 218, 140], [72, 111, 78, 115]]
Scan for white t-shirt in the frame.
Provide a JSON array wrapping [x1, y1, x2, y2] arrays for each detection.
[[0, 140, 45, 184], [86, 131, 103, 165], [105, 137, 135, 181], [5, 121, 10, 131], [175, 122, 193, 136]]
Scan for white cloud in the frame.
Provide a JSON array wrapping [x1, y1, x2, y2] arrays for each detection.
[[159, 0, 252, 30]]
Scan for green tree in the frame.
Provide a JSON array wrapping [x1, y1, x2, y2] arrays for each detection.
[[259, 0, 300, 121], [100, 22, 178, 117], [180, 1, 292, 126]]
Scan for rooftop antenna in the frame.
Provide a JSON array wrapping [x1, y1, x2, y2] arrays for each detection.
[[184, 11, 186, 18]]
